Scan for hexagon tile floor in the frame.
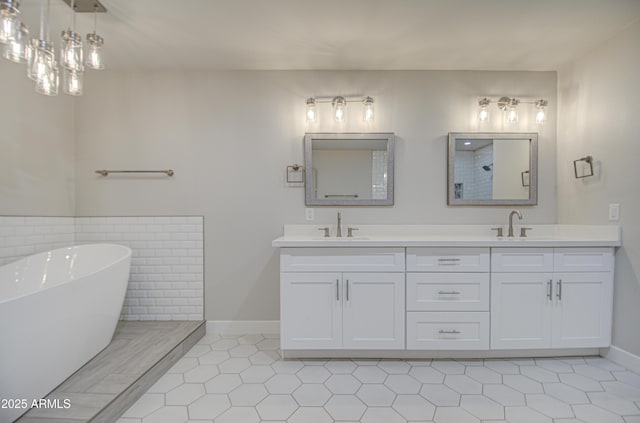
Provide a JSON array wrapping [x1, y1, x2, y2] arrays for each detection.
[[117, 333, 640, 423]]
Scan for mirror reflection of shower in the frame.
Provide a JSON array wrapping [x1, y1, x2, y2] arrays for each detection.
[[482, 163, 494, 171]]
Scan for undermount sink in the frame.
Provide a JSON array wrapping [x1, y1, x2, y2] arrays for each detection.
[[498, 236, 555, 241]]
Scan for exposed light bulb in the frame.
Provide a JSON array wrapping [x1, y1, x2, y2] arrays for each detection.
[[63, 68, 82, 95], [305, 98, 316, 123], [363, 96, 374, 123], [85, 33, 104, 70], [32, 42, 58, 96], [0, 12, 16, 43], [478, 97, 490, 123], [60, 29, 83, 71], [506, 99, 519, 124], [535, 99, 548, 125], [0, 0, 20, 44], [332, 96, 346, 122], [3, 20, 27, 62]]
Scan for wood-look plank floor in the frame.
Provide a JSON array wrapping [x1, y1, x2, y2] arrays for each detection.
[[17, 320, 204, 423]]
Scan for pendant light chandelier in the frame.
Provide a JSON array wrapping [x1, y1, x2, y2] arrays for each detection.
[[0, 0, 106, 97]]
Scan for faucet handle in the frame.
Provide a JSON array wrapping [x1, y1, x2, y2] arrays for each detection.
[[347, 227, 359, 238], [318, 227, 330, 238], [520, 227, 533, 238], [491, 227, 504, 237]]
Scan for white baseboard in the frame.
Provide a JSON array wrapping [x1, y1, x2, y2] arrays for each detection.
[[206, 320, 280, 335], [601, 345, 640, 374]]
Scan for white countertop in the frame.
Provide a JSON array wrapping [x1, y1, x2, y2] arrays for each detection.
[[272, 224, 621, 248]]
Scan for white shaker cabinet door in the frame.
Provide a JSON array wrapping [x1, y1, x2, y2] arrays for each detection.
[[551, 272, 614, 348], [280, 272, 343, 350], [491, 272, 553, 349], [342, 273, 405, 350]]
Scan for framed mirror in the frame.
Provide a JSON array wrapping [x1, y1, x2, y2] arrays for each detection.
[[448, 132, 538, 206], [305, 132, 395, 206]]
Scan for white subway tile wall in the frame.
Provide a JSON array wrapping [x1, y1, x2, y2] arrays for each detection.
[[0, 216, 204, 321], [0, 216, 75, 266], [75, 216, 204, 321], [454, 145, 493, 200]]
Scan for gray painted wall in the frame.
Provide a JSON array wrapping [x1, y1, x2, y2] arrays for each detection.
[[0, 60, 75, 216], [558, 21, 640, 356], [72, 70, 557, 321]]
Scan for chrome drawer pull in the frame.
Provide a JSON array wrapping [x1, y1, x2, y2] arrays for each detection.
[[547, 279, 552, 301], [438, 291, 461, 295], [438, 258, 461, 262], [557, 279, 562, 300], [438, 329, 461, 335], [336, 279, 339, 301], [346, 279, 350, 301]]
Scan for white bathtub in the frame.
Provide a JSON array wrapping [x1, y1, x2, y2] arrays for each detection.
[[0, 244, 132, 422]]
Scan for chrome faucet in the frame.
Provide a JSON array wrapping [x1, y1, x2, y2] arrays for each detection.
[[336, 212, 343, 237], [508, 210, 523, 237]]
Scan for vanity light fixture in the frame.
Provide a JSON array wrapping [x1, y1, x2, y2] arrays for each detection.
[[304, 95, 375, 124], [305, 97, 317, 122], [535, 99, 548, 125], [2, 0, 106, 96], [363, 96, 375, 123], [332, 96, 346, 122], [478, 96, 549, 125], [478, 97, 490, 123], [498, 96, 519, 124]]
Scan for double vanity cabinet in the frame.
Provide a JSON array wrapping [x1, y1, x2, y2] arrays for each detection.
[[273, 225, 620, 358]]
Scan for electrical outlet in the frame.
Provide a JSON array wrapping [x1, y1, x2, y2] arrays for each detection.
[[305, 208, 314, 221], [609, 203, 620, 221]]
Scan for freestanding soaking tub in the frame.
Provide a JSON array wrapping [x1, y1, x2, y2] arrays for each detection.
[[0, 244, 132, 422]]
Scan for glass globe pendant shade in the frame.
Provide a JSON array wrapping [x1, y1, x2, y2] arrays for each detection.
[[0, 0, 20, 44], [62, 68, 82, 96], [305, 98, 316, 122], [363, 96, 374, 123], [3, 19, 27, 62], [31, 41, 58, 95], [477, 97, 490, 123], [60, 28, 83, 71], [332, 96, 346, 122], [535, 99, 548, 125], [85, 32, 104, 69], [506, 99, 519, 124]]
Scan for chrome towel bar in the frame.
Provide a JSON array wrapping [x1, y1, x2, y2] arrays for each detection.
[[95, 169, 174, 176]]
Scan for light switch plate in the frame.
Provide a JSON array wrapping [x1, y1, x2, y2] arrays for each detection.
[[609, 203, 620, 221]]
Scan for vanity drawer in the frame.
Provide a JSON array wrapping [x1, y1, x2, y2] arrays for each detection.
[[553, 248, 614, 272], [406, 248, 490, 272], [491, 248, 554, 272], [280, 248, 405, 272], [406, 273, 489, 311], [407, 312, 490, 350]]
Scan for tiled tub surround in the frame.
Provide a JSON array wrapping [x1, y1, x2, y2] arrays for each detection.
[[0, 215, 204, 321], [118, 332, 640, 423], [76, 216, 204, 321], [0, 216, 75, 265]]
